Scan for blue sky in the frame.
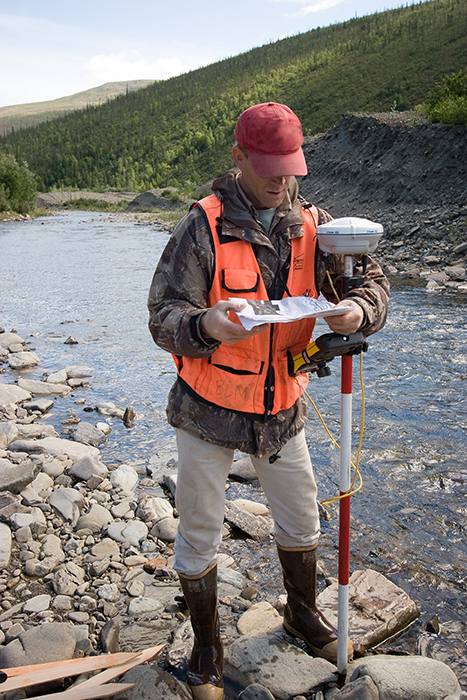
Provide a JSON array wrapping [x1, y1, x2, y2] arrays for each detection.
[[1, 0, 412, 108]]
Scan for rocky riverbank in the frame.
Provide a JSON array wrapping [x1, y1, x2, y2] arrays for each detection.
[[0, 329, 465, 700]]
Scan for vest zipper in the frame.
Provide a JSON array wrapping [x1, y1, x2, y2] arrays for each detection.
[[263, 323, 276, 420]]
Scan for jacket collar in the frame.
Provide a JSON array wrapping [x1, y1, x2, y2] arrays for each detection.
[[210, 169, 305, 248]]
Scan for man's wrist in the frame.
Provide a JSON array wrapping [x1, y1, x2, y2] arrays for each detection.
[[191, 311, 219, 348], [346, 298, 368, 331]]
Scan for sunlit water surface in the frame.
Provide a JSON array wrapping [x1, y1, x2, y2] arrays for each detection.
[[1, 212, 466, 687]]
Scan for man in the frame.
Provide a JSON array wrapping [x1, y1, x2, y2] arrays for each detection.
[[148, 102, 389, 700]]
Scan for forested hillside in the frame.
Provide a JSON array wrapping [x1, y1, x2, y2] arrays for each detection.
[[1, 0, 466, 192]]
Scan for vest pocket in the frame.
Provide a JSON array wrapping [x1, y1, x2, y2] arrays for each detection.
[[221, 269, 259, 294], [208, 348, 264, 375]]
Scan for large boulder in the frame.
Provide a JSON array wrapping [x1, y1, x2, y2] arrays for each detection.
[[317, 569, 420, 654], [225, 631, 336, 700]]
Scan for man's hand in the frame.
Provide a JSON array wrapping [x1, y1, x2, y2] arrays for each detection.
[[201, 300, 268, 345], [325, 300, 364, 335]]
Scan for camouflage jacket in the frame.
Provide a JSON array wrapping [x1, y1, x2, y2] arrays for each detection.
[[148, 169, 390, 457]]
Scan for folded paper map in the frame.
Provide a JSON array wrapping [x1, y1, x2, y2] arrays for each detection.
[[231, 297, 353, 331]]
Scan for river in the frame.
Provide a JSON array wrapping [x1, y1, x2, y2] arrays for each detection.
[[1, 211, 466, 687]]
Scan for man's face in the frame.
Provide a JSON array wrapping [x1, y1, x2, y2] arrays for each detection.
[[232, 145, 292, 210]]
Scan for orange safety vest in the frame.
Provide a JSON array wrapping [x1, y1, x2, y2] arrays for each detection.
[[175, 193, 319, 417]]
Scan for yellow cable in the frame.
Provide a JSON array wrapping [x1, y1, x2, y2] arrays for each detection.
[[297, 351, 365, 505], [326, 269, 341, 303]]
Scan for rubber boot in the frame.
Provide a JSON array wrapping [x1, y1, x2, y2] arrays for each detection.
[[277, 544, 353, 663], [179, 563, 224, 700]]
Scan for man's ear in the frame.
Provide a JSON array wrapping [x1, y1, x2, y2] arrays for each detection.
[[232, 144, 246, 171]]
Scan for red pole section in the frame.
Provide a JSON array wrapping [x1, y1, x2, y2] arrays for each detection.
[[341, 353, 353, 395], [338, 495, 350, 586]]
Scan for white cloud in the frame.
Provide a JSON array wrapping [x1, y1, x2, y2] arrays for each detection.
[[292, 0, 345, 14], [82, 51, 186, 84], [263, 0, 346, 16]]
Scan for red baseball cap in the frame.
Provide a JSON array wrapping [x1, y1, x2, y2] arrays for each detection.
[[235, 102, 308, 178]]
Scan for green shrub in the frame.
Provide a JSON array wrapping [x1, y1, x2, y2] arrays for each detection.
[[167, 192, 182, 202], [422, 69, 467, 124], [0, 152, 37, 213], [62, 198, 128, 211], [0, 183, 9, 211], [161, 189, 182, 202]]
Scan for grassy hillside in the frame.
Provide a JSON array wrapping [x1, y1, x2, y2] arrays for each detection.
[[0, 80, 155, 136], [1, 0, 466, 192]]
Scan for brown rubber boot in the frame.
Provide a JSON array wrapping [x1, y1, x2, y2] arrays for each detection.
[[179, 563, 224, 700], [277, 544, 353, 664]]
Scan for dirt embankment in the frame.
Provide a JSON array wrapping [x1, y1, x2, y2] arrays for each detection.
[[301, 112, 467, 212], [299, 112, 467, 288]]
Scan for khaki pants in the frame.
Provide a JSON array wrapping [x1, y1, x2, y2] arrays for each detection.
[[174, 428, 320, 576]]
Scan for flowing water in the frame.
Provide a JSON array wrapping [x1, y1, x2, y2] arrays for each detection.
[[1, 212, 467, 686]]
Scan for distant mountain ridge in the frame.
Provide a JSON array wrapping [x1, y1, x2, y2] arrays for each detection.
[[0, 80, 155, 135]]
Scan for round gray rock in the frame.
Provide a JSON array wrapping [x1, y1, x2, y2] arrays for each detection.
[[49, 487, 83, 525], [106, 520, 148, 547], [128, 596, 165, 617], [23, 594, 51, 614], [76, 504, 112, 533]]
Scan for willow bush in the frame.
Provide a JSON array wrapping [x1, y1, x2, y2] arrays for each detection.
[[422, 69, 467, 124], [0, 152, 37, 214]]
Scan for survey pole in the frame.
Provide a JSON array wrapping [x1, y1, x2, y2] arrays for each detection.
[[314, 218, 384, 678]]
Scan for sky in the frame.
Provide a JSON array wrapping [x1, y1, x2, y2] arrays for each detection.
[[0, 0, 412, 108]]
